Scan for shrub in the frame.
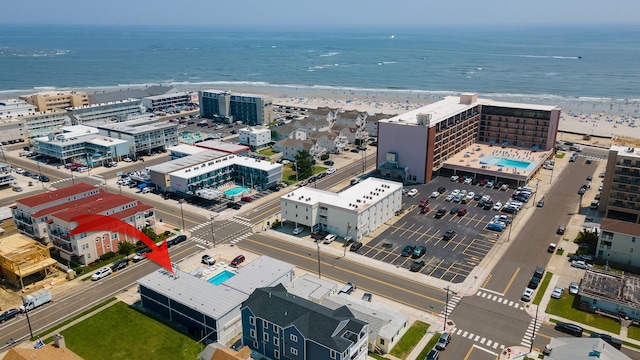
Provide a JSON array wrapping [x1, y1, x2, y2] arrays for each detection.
[[99, 251, 116, 261], [320, 153, 330, 160], [271, 219, 280, 229], [73, 267, 85, 275]]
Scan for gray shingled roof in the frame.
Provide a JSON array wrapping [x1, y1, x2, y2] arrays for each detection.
[[89, 85, 174, 104], [243, 284, 367, 353]]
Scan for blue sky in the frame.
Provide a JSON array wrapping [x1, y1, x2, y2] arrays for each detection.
[[2, 0, 639, 27]]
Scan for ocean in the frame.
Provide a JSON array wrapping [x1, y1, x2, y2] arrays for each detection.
[[1, 24, 639, 104]]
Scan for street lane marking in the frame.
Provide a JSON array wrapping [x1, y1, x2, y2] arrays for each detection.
[[503, 267, 520, 294], [243, 237, 445, 304], [473, 344, 499, 357]]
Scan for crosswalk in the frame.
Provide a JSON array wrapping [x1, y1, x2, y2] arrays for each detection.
[[189, 216, 255, 247], [439, 295, 462, 318], [189, 216, 255, 232], [520, 318, 541, 347], [449, 327, 505, 352], [475, 289, 522, 310], [190, 231, 253, 247]]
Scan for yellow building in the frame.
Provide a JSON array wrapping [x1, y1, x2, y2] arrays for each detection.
[[0, 234, 57, 289], [20, 91, 89, 112]]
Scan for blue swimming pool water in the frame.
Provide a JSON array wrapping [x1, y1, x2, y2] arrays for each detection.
[[224, 186, 250, 196], [207, 270, 235, 285], [480, 155, 534, 170]]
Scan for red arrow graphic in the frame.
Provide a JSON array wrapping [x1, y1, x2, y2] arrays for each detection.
[[69, 214, 173, 273]]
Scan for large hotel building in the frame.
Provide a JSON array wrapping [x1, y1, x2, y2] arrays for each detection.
[[376, 93, 561, 184]]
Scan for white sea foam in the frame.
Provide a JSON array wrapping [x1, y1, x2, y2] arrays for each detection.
[[319, 52, 339, 57]]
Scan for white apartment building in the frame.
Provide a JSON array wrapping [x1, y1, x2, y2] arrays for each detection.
[[0, 100, 71, 142], [238, 126, 271, 150], [596, 218, 640, 268], [142, 91, 191, 112], [67, 98, 144, 124], [97, 116, 179, 155], [280, 178, 403, 240], [0, 162, 14, 187]]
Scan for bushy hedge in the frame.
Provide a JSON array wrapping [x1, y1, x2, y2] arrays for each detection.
[[99, 251, 116, 261]]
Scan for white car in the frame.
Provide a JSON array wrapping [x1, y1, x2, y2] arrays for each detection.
[[463, 178, 473, 185], [521, 288, 534, 302], [91, 267, 113, 281], [466, 192, 475, 200], [569, 282, 579, 295], [407, 189, 418, 197], [571, 260, 591, 269], [445, 194, 454, 202], [430, 191, 440, 198], [492, 201, 503, 211], [14, 168, 25, 174], [326, 168, 336, 175], [481, 195, 491, 202], [293, 227, 304, 235], [451, 189, 460, 196], [460, 189, 467, 196], [551, 286, 565, 299], [323, 234, 337, 244]]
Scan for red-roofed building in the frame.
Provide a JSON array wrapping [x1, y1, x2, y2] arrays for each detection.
[[12, 184, 155, 265]]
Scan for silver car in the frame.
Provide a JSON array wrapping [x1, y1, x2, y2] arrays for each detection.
[[551, 286, 565, 299], [571, 260, 591, 269], [569, 282, 579, 295]]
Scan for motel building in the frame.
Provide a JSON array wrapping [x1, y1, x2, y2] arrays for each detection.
[[280, 178, 403, 240]]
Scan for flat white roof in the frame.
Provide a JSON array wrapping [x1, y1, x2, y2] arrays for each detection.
[[281, 177, 402, 211], [196, 140, 249, 153], [146, 149, 229, 174], [68, 98, 140, 111], [380, 95, 558, 127], [167, 144, 208, 156], [171, 154, 282, 180], [97, 117, 177, 134], [611, 145, 640, 159], [143, 91, 189, 100]]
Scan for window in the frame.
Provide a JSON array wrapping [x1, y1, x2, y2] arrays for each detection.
[[380, 339, 385, 345], [263, 320, 268, 328], [274, 337, 279, 346], [263, 333, 269, 342], [274, 349, 280, 359], [250, 329, 255, 338], [249, 316, 255, 325], [291, 348, 298, 356], [290, 334, 297, 342], [253, 341, 258, 348], [330, 349, 336, 359]]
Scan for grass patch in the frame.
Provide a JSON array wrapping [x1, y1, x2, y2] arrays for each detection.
[[313, 165, 328, 175], [556, 248, 564, 255], [60, 302, 201, 360], [257, 148, 276, 156], [368, 353, 389, 360], [555, 152, 566, 159], [627, 325, 640, 341], [390, 320, 429, 359], [416, 331, 440, 360], [36, 297, 118, 341], [533, 272, 553, 305], [547, 294, 621, 333]]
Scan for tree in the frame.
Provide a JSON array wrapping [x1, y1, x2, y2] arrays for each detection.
[[142, 227, 158, 242], [294, 150, 314, 180], [118, 241, 135, 256]]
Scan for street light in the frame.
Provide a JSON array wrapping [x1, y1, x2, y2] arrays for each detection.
[[36, 162, 45, 190], [178, 199, 186, 232], [443, 286, 451, 331], [530, 304, 539, 352], [343, 222, 352, 257], [532, 178, 540, 205], [316, 242, 322, 279], [209, 213, 218, 248], [20, 296, 34, 338]]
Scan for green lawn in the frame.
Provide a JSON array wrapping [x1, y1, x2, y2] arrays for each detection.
[[547, 294, 621, 333], [257, 148, 277, 156], [533, 272, 553, 305], [627, 325, 640, 341], [390, 320, 430, 359], [61, 302, 201, 360], [416, 331, 440, 360]]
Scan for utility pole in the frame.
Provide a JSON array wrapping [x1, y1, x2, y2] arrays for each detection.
[[316, 242, 322, 279], [443, 285, 450, 331], [530, 304, 539, 352], [20, 296, 34, 338], [209, 213, 217, 248], [178, 199, 186, 231], [343, 222, 351, 257]]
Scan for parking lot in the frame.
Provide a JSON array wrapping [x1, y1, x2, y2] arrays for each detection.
[[359, 176, 522, 283]]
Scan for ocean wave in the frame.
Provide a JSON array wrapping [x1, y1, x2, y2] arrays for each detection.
[[319, 52, 339, 57], [0, 48, 70, 57]]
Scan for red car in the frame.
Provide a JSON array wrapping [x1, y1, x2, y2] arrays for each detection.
[[419, 198, 429, 207], [231, 255, 245, 267], [420, 206, 430, 214], [241, 196, 253, 202]]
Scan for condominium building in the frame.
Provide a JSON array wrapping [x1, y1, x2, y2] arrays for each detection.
[[67, 98, 144, 125], [280, 178, 403, 240], [0, 98, 36, 117], [11, 184, 154, 259], [199, 90, 273, 126], [141, 91, 191, 112], [0, 162, 14, 187], [97, 116, 179, 156], [33, 125, 129, 166], [0, 102, 71, 142], [238, 126, 272, 150], [600, 144, 640, 223], [376, 94, 560, 184], [241, 284, 369, 360], [19, 90, 89, 112]]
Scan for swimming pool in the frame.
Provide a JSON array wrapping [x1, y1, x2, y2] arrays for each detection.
[[224, 186, 250, 196], [207, 270, 235, 285], [480, 156, 535, 170]]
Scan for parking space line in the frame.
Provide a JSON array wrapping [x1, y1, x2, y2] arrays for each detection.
[[428, 259, 445, 276], [389, 221, 408, 235], [399, 223, 416, 237], [407, 225, 423, 239], [450, 236, 468, 252], [381, 251, 400, 263]]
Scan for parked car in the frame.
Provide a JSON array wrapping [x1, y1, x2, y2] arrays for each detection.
[[435, 333, 451, 350], [202, 255, 216, 266], [521, 288, 534, 302], [571, 260, 591, 269], [425, 349, 439, 360], [551, 286, 565, 299], [231, 255, 246, 267], [410, 259, 426, 272], [407, 189, 418, 197], [443, 229, 456, 241], [111, 258, 129, 271], [437, 187, 446, 194], [419, 198, 429, 207], [39, 175, 50, 182], [293, 227, 304, 235], [323, 160, 334, 166], [240, 196, 253, 202], [556, 226, 566, 235], [13, 186, 23, 192], [323, 234, 337, 244], [0, 308, 20, 323], [401, 245, 416, 257], [548, 243, 557, 253], [528, 276, 541, 289], [457, 208, 467, 216], [554, 322, 583, 337], [430, 191, 440, 198], [420, 206, 430, 214], [569, 282, 580, 295], [435, 209, 447, 218], [412, 246, 427, 258], [132, 248, 151, 262], [444, 194, 454, 202], [590, 333, 622, 350], [91, 267, 113, 281], [537, 200, 545, 207], [534, 266, 545, 279], [350, 241, 363, 252], [326, 168, 336, 175]]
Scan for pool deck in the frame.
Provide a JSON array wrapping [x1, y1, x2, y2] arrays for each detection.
[[443, 143, 554, 183]]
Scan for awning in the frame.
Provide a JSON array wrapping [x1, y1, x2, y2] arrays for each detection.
[[138, 183, 149, 189]]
